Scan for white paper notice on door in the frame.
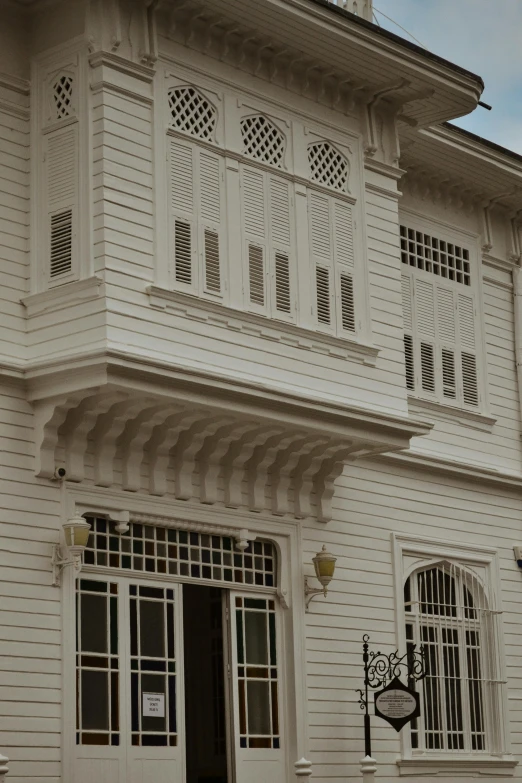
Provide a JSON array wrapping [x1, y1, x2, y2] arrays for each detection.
[[142, 692, 165, 717]]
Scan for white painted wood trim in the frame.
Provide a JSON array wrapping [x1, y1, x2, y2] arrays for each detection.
[[407, 396, 497, 432], [147, 285, 379, 364], [22, 276, 104, 316]]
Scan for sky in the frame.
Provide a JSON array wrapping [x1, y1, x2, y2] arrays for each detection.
[[373, 0, 522, 154]]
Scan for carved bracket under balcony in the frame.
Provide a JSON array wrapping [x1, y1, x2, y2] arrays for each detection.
[[32, 373, 428, 523]]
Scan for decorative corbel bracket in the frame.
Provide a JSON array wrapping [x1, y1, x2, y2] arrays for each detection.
[[482, 188, 522, 253], [364, 78, 410, 158]]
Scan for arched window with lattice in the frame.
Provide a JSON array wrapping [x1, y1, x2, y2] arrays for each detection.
[[52, 73, 74, 120], [404, 562, 503, 755], [168, 86, 217, 142], [240, 115, 285, 169], [308, 141, 350, 193]]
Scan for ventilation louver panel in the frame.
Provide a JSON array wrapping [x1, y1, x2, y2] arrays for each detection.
[[50, 209, 73, 277], [400, 224, 471, 287], [174, 220, 192, 285], [420, 343, 435, 392], [340, 273, 355, 332], [316, 266, 331, 325], [168, 86, 217, 141], [308, 142, 349, 193], [241, 116, 285, 169], [462, 353, 479, 406], [52, 74, 73, 120], [404, 335, 415, 391], [442, 348, 457, 399], [204, 230, 220, 293], [275, 253, 291, 313], [248, 245, 265, 306]]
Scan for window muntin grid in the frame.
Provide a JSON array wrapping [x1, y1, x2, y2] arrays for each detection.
[[84, 518, 276, 589], [235, 597, 280, 749], [76, 579, 119, 746], [308, 141, 349, 193], [52, 74, 73, 119], [168, 86, 217, 141], [130, 584, 177, 747], [400, 225, 471, 287], [240, 116, 285, 169], [405, 565, 488, 754]]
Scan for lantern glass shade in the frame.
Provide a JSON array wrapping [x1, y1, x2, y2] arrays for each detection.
[[63, 516, 91, 552], [312, 545, 337, 589]]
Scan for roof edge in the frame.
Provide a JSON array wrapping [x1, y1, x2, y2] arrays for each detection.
[[441, 122, 522, 167]]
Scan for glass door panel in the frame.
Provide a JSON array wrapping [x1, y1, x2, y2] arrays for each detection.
[[229, 593, 285, 783], [126, 582, 184, 783]]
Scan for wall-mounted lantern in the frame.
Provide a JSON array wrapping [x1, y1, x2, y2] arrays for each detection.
[[304, 545, 337, 610], [52, 516, 91, 586]]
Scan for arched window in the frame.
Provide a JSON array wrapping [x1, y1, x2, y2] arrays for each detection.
[[404, 563, 498, 754], [240, 115, 285, 169], [168, 86, 217, 141]]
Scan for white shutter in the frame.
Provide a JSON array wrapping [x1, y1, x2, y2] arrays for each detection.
[[333, 201, 355, 333], [242, 167, 267, 314], [169, 140, 196, 292], [46, 125, 78, 284], [437, 287, 457, 400], [268, 177, 294, 320], [415, 279, 436, 394], [229, 593, 285, 783], [199, 151, 223, 296], [309, 192, 334, 328], [458, 293, 479, 406]]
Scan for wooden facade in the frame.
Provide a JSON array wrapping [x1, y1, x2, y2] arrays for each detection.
[[1, 1, 522, 781]]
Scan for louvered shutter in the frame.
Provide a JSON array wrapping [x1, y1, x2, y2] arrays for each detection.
[[45, 125, 78, 284], [333, 201, 356, 333], [436, 287, 457, 400], [268, 176, 294, 320], [309, 192, 334, 329], [169, 139, 196, 292], [242, 166, 268, 314], [415, 279, 436, 394], [401, 275, 415, 391], [198, 150, 223, 296], [458, 293, 479, 406]]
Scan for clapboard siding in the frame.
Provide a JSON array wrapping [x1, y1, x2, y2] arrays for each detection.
[[0, 102, 29, 360], [0, 386, 62, 781], [303, 459, 522, 782]]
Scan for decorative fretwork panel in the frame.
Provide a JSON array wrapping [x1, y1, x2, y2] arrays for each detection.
[[168, 86, 217, 141], [308, 141, 349, 193], [241, 116, 285, 169], [52, 74, 74, 119], [84, 518, 276, 589]]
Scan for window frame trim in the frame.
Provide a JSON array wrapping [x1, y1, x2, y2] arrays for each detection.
[[399, 208, 490, 417], [392, 532, 512, 773]]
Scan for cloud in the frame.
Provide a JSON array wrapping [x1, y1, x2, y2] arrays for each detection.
[[373, 0, 522, 153]]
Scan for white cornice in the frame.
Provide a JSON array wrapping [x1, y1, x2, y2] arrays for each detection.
[[22, 276, 104, 317], [88, 51, 155, 83], [0, 72, 30, 95]]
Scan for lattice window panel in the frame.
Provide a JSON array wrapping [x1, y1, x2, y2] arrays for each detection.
[[400, 225, 471, 287], [308, 142, 349, 192], [168, 86, 217, 141], [241, 116, 285, 169], [52, 75, 74, 120], [84, 518, 276, 588]]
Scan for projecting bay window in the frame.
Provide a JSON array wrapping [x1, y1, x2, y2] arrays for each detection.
[[72, 519, 287, 783], [401, 223, 482, 410]]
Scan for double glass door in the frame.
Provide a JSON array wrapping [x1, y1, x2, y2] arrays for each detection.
[[73, 574, 285, 783]]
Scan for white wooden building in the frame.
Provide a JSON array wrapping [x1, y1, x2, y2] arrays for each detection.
[[1, 0, 522, 781]]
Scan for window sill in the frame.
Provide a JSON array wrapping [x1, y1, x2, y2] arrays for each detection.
[[407, 396, 497, 433], [147, 286, 379, 365], [22, 276, 104, 317], [397, 757, 518, 777]]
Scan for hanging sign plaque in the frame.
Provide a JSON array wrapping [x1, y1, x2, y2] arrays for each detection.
[[374, 677, 420, 732], [142, 692, 165, 718]]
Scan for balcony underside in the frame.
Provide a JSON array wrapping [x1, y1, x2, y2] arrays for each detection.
[[30, 351, 430, 522]]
